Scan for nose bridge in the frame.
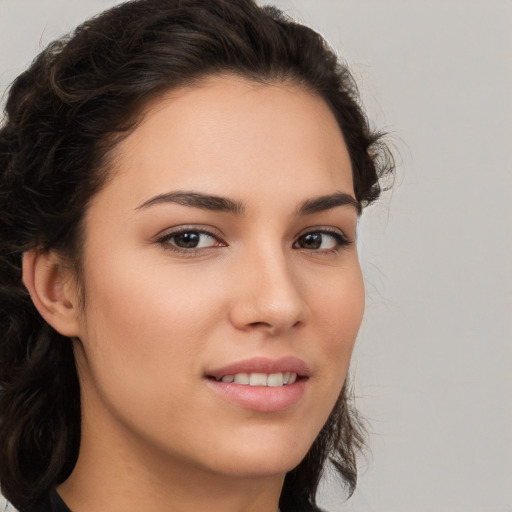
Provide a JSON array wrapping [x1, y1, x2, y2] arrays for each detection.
[[229, 239, 309, 333]]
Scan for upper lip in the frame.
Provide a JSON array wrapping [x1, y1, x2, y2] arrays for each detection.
[[206, 356, 310, 380]]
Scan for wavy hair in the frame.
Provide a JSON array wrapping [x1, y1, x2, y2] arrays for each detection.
[[0, 1, 393, 510]]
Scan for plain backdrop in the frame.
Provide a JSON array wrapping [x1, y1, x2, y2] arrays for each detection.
[[1, 1, 511, 511]]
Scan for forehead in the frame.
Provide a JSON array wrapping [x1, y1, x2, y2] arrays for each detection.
[[96, 75, 354, 212]]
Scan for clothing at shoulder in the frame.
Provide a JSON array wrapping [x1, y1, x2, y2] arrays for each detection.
[[28, 490, 71, 512]]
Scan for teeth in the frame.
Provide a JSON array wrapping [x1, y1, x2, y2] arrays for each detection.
[[233, 373, 250, 384], [267, 373, 284, 387], [249, 373, 267, 386], [217, 372, 298, 387]]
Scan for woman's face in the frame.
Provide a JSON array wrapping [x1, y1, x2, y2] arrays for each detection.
[[71, 76, 364, 481]]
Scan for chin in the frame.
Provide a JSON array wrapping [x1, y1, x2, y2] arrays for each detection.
[[212, 455, 304, 480], [199, 429, 314, 479]]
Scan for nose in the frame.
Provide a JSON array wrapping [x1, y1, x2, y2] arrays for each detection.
[[228, 246, 310, 335]]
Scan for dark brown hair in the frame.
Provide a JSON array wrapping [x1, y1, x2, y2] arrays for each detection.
[[0, 1, 393, 511]]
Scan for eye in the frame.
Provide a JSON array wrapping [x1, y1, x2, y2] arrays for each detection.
[[157, 228, 225, 251], [293, 230, 349, 251]]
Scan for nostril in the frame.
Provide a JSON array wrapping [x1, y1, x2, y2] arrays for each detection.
[[247, 321, 272, 329]]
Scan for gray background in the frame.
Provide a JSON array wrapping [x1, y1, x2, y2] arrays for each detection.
[[1, 1, 511, 511]]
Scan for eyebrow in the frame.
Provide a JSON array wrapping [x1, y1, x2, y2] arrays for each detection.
[[136, 190, 360, 215], [297, 192, 361, 216], [136, 191, 244, 214]]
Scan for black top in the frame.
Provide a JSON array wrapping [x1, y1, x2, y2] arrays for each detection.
[[27, 490, 324, 512], [29, 490, 71, 512], [26, 491, 324, 512]]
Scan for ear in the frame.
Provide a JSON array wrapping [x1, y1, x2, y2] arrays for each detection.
[[22, 249, 81, 337]]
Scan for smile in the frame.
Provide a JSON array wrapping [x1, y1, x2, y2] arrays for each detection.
[[213, 372, 298, 386], [206, 357, 309, 412]]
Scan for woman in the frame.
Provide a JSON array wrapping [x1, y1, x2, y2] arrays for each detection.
[[0, 1, 393, 511]]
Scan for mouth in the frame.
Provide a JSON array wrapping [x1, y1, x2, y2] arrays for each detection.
[[211, 371, 299, 387], [205, 357, 309, 412], [206, 355, 309, 381]]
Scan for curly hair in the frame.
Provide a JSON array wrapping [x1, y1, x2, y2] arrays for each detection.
[[0, 1, 393, 511]]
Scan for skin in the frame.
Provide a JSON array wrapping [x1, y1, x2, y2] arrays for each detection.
[[26, 76, 365, 512]]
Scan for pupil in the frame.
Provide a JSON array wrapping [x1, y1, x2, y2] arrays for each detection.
[[301, 233, 321, 249], [175, 232, 199, 248]]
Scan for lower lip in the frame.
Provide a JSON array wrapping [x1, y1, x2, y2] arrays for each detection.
[[205, 378, 307, 412]]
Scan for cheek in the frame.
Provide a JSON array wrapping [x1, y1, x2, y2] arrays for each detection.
[[74, 258, 229, 436], [77, 252, 228, 387], [290, 265, 364, 453], [309, 263, 365, 386], [312, 263, 365, 340]]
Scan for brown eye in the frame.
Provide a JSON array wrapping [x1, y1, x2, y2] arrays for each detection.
[[297, 233, 323, 249], [159, 230, 222, 250], [294, 231, 348, 251], [173, 232, 202, 248]]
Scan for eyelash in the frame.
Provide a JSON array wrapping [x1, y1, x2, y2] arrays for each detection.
[[156, 226, 352, 255], [293, 228, 351, 253], [156, 227, 225, 256]]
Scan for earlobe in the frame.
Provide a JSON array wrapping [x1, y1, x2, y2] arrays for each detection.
[[22, 249, 81, 337]]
